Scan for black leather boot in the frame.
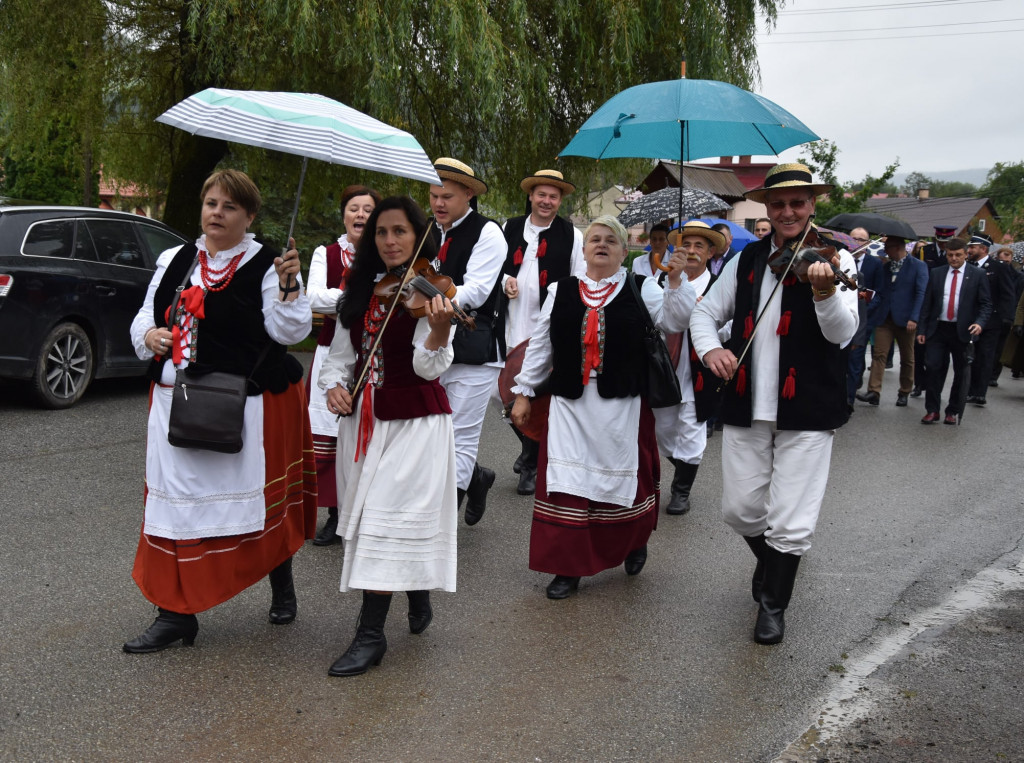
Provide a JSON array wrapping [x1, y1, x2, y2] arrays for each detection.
[[123, 608, 198, 653], [545, 575, 580, 599], [516, 438, 539, 495], [313, 506, 340, 546], [328, 592, 392, 677], [624, 545, 648, 575], [406, 590, 433, 634], [754, 546, 801, 645], [457, 488, 466, 510], [743, 533, 768, 603], [464, 462, 495, 526], [268, 556, 297, 625], [665, 459, 699, 515], [512, 427, 528, 474]]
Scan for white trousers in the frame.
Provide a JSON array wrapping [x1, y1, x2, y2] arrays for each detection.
[[720, 421, 834, 556], [439, 364, 501, 489], [652, 400, 707, 465]]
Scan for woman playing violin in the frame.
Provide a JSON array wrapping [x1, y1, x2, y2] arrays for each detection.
[[318, 196, 458, 677]]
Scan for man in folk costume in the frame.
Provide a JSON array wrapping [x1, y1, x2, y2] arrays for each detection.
[[690, 163, 859, 645], [428, 158, 507, 525], [501, 169, 584, 495], [652, 221, 726, 515]]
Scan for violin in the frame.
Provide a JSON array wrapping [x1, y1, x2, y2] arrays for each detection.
[[769, 227, 860, 293], [373, 257, 477, 330]]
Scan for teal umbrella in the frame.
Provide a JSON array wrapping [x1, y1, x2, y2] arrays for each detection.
[[559, 79, 819, 222]]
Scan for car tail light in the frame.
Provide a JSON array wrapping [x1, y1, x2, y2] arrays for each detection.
[[0, 274, 12, 297]]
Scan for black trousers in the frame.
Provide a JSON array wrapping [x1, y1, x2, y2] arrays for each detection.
[[990, 320, 1012, 383], [968, 321, 999, 397], [925, 322, 969, 416]]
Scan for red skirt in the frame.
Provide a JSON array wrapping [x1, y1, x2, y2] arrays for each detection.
[[529, 401, 660, 577], [305, 366, 338, 507], [132, 381, 318, 614]]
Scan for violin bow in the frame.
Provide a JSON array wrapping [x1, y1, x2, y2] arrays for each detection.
[[715, 218, 817, 394], [339, 222, 436, 418]]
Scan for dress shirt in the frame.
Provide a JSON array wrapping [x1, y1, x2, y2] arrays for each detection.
[[940, 266, 965, 322]]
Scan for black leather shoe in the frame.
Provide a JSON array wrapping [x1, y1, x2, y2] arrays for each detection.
[[516, 466, 537, 495], [123, 609, 198, 653], [965, 395, 978, 404], [406, 590, 432, 635], [910, 387, 923, 398], [624, 545, 648, 576], [974, 397, 987, 406], [545, 575, 580, 599], [464, 463, 495, 526], [513, 451, 525, 475], [313, 506, 340, 546], [855, 391, 880, 405], [268, 557, 297, 625], [944, 414, 958, 425], [988, 380, 999, 387], [895, 394, 908, 407], [328, 630, 387, 676]]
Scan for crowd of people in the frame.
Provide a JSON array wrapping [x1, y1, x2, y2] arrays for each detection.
[[121, 158, 1023, 675]]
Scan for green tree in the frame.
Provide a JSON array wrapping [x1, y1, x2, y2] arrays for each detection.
[[900, 171, 976, 198], [798, 138, 899, 221], [1, 0, 785, 237], [982, 161, 1024, 238]]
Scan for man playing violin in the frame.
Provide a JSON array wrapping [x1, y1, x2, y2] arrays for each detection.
[[428, 158, 507, 526], [690, 163, 859, 645]]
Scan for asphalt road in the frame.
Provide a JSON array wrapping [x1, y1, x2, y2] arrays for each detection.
[[1, 358, 1022, 762]]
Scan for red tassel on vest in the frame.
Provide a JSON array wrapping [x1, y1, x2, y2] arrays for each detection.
[[743, 312, 754, 340], [695, 371, 704, 392], [513, 246, 523, 266], [690, 345, 698, 362], [783, 273, 797, 287], [539, 270, 548, 288], [777, 310, 791, 336], [438, 239, 451, 264], [781, 367, 797, 400], [537, 239, 547, 259], [747, 269, 754, 283], [736, 365, 747, 396]]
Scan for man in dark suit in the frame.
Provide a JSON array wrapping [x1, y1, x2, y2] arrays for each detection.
[[964, 233, 1019, 399], [919, 225, 956, 269], [846, 227, 885, 409], [917, 238, 992, 425], [709, 222, 738, 274], [857, 235, 929, 406]]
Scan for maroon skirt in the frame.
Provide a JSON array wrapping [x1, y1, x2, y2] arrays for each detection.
[[529, 401, 660, 577]]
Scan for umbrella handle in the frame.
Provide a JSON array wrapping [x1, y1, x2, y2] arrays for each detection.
[[651, 251, 672, 273], [283, 157, 309, 289]]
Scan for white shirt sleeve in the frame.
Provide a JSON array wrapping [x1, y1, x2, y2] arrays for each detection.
[[318, 317, 356, 391], [130, 245, 183, 360], [570, 227, 586, 278], [261, 264, 313, 346], [455, 220, 506, 309], [652, 277, 697, 334], [814, 248, 860, 348], [306, 245, 343, 314], [412, 319, 457, 379]]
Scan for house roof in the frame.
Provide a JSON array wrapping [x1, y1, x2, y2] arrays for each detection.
[[863, 196, 999, 238], [640, 162, 749, 201]]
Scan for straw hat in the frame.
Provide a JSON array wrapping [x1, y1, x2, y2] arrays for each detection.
[[667, 220, 726, 251], [432, 157, 488, 196], [744, 163, 833, 204], [521, 169, 575, 196]]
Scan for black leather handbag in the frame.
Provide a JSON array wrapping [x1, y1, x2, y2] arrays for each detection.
[[164, 256, 270, 453], [626, 273, 682, 409]]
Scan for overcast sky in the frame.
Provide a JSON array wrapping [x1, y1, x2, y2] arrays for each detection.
[[704, 0, 1023, 185]]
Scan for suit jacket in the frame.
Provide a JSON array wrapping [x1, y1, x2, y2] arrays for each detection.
[[919, 242, 946, 269], [972, 256, 1018, 325], [854, 253, 886, 345], [918, 264, 993, 344], [872, 255, 929, 327]]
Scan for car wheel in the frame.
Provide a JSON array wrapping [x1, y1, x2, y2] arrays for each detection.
[[31, 322, 94, 409]]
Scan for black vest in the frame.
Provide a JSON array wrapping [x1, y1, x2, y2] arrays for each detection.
[[502, 215, 576, 307], [147, 242, 302, 394], [686, 274, 720, 422], [548, 274, 649, 400], [721, 238, 849, 430], [431, 210, 504, 363]]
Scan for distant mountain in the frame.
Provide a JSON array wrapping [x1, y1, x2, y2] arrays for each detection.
[[892, 168, 989, 189]]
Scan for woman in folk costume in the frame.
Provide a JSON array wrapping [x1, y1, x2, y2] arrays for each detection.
[[124, 169, 317, 653], [319, 196, 458, 676], [509, 215, 696, 599], [306, 185, 381, 546]]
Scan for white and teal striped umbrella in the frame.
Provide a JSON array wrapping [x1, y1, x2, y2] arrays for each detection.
[[157, 89, 441, 186]]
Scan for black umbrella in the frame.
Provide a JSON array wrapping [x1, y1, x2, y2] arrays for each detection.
[[617, 187, 730, 227], [956, 338, 976, 424], [824, 212, 918, 240]]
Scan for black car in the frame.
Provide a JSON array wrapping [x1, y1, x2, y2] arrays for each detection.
[[0, 206, 188, 408]]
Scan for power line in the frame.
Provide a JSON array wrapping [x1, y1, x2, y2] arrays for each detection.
[[761, 16, 1023, 35], [757, 26, 1024, 43], [775, 0, 1008, 15]]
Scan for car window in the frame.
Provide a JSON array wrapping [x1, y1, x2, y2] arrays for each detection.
[[74, 223, 99, 261], [137, 223, 185, 259], [22, 220, 75, 258], [81, 219, 146, 268]]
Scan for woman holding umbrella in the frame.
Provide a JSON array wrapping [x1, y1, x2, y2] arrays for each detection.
[[306, 185, 381, 546], [509, 215, 695, 599], [319, 196, 458, 676], [124, 169, 317, 653]]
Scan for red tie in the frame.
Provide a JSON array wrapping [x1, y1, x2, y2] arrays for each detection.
[[947, 268, 958, 320]]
